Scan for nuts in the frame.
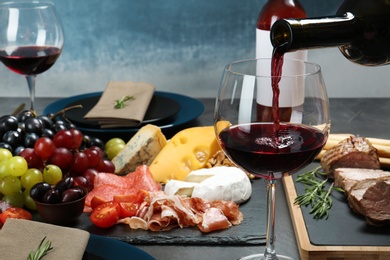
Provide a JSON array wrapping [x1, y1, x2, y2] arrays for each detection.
[[206, 150, 254, 179]]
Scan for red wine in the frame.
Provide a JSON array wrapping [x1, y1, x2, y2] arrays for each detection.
[[0, 46, 61, 75], [256, 0, 307, 122], [218, 123, 326, 180]]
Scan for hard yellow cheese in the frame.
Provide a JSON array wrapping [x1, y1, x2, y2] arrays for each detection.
[[112, 124, 167, 175], [149, 126, 220, 183]]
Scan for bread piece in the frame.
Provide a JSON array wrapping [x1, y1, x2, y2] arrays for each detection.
[[112, 124, 167, 175]]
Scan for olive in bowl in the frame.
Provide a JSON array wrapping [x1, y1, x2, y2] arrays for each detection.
[[30, 177, 88, 225]]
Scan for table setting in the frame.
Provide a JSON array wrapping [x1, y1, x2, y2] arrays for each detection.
[[0, 1, 390, 260]]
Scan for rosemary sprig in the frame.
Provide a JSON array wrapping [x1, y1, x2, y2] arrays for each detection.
[[114, 95, 134, 109], [28, 236, 53, 260], [294, 166, 343, 219]]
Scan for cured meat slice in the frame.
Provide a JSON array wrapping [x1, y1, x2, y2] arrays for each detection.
[[85, 165, 162, 212], [118, 191, 244, 233]]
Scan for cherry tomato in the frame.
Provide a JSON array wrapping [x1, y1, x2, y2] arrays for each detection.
[[113, 190, 149, 205], [0, 207, 32, 224], [90, 201, 120, 228], [90, 196, 109, 210], [118, 202, 138, 218]]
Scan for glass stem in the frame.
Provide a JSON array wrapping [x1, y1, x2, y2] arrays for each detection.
[[263, 178, 277, 260], [25, 75, 36, 111]]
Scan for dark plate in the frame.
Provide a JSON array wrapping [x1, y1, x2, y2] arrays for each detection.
[[43, 91, 205, 141], [65, 94, 180, 129], [83, 234, 155, 260]]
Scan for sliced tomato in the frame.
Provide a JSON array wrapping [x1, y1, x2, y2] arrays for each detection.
[[90, 196, 109, 210], [0, 207, 32, 224], [113, 190, 149, 204], [118, 202, 138, 218], [90, 201, 120, 228]]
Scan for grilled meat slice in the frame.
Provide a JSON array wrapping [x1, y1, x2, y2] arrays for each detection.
[[320, 136, 380, 178], [347, 178, 390, 226], [333, 168, 390, 193]]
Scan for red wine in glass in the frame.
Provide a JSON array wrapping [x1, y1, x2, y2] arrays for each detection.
[[0, 46, 61, 75], [218, 123, 325, 180]]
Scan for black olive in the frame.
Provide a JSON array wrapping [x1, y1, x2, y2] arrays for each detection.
[[30, 182, 52, 202], [61, 188, 83, 203], [54, 176, 74, 194], [42, 189, 61, 204]]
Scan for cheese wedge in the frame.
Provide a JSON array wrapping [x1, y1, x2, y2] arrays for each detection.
[[112, 124, 167, 175], [164, 180, 198, 197], [149, 126, 220, 183], [191, 166, 252, 204]]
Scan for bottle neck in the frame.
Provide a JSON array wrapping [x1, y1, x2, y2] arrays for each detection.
[[270, 12, 356, 53]]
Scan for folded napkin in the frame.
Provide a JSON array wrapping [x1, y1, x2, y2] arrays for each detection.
[[84, 81, 155, 128], [0, 218, 90, 260]]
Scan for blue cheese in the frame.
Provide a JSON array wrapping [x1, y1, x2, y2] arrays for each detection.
[[112, 124, 167, 175]]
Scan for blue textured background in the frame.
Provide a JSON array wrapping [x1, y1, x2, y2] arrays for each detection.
[[0, 0, 389, 99]]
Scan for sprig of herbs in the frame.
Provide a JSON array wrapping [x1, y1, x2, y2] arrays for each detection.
[[28, 236, 53, 260], [114, 95, 134, 109], [294, 166, 344, 219]]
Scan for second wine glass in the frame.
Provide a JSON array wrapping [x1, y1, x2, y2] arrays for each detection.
[[214, 58, 330, 259], [0, 1, 64, 111]]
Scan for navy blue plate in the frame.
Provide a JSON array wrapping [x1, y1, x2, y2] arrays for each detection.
[[43, 91, 204, 141], [84, 234, 155, 260]]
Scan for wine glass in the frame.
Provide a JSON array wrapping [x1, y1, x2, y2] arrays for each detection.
[[214, 58, 330, 260], [0, 1, 64, 111]]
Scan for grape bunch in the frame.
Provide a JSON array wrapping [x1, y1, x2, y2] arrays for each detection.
[[0, 109, 117, 210]]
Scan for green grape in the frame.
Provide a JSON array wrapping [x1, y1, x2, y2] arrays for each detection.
[[0, 175, 22, 195], [0, 160, 10, 181], [23, 189, 37, 211], [2, 191, 24, 208], [43, 164, 63, 185], [0, 148, 12, 162], [21, 168, 43, 190], [105, 138, 125, 150], [106, 143, 125, 160], [7, 156, 28, 177]]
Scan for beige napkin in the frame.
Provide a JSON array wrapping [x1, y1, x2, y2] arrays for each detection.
[[84, 81, 155, 128], [0, 218, 90, 260]]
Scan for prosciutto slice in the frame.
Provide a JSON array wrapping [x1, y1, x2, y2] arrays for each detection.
[[118, 191, 243, 233]]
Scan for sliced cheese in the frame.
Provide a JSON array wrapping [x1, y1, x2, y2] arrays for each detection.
[[164, 180, 198, 197], [191, 166, 252, 204], [149, 126, 221, 183], [112, 124, 167, 175]]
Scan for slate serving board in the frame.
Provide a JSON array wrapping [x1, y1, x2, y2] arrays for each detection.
[[283, 162, 390, 260], [34, 179, 268, 245]]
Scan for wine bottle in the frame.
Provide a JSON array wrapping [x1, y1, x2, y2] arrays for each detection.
[[256, 0, 307, 123], [270, 0, 390, 66]]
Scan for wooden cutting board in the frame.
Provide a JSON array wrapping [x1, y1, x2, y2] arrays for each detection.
[[283, 170, 390, 260]]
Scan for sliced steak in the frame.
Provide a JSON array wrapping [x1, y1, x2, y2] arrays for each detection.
[[320, 136, 380, 178], [347, 178, 390, 226], [333, 168, 390, 193]]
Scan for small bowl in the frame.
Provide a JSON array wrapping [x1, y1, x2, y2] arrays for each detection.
[[34, 187, 87, 225]]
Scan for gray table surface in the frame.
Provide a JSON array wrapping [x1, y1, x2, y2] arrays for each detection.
[[2, 97, 390, 260]]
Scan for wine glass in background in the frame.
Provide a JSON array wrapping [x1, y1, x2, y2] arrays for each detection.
[[0, 1, 64, 111], [214, 58, 330, 260]]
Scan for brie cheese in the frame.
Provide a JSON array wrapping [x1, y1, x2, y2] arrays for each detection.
[[191, 166, 252, 204]]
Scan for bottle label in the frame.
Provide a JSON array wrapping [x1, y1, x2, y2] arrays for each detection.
[[256, 28, 307, 122]]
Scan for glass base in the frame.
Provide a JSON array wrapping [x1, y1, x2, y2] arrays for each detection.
[[239, 253, 296, 260]]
